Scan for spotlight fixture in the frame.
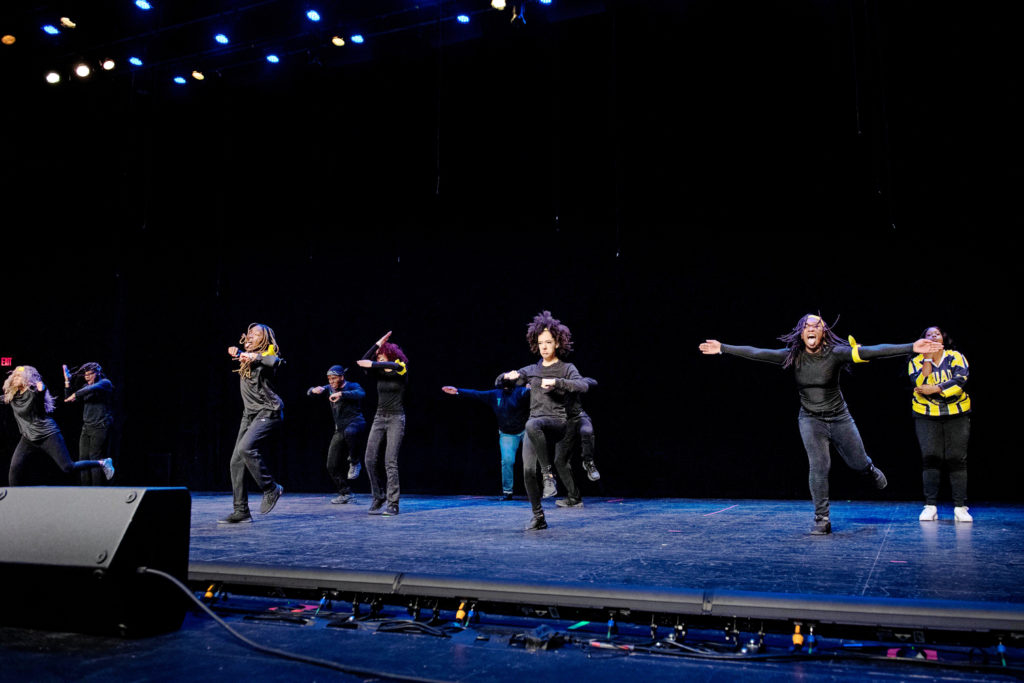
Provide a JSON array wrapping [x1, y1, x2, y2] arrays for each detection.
[[457, 14, 470, 23], [306, 10, 321, 22], [214, 33, 228, 44], [192, 70, 205, 80], [135, 0, 152, 10], [74, 63, 91, 78], [173, 76, 186, 84], [350, 34, 364, 44], [1, 35, 15, 46], [491, 0, 506, 9], [539, 0, 552, 4], [102, 59, 116, 70], [60, 17, 77, 29], [266, 54, 280, 63], [331, 36, 345, 46], [45, 71, 61, 84], [42, 25, 60, 35], [128, 56, 143, 66]]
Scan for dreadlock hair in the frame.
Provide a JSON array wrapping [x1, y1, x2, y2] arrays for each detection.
[[526, 310, 573, 357], [777, 313, 843, 369], [236, 323, 281, 379], [3, 365, 56, 412], [377, 342, 409, 364]]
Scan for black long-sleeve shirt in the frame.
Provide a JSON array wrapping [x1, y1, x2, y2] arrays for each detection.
[[8, 386, 60, 441], [500, 359, 589, 420], [239, 353, 284, 416], [308, 381, 367, 430], [361, 345, 407, 413], [67, 378, 114, 428], [721, 342, 914, 414]]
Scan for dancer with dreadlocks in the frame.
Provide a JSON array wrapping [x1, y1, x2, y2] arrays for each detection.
[[307, 365, 367, 505], [699, 314, 941, 535], [499, 311, 589, 530], [356, 331, 409, 516], [63, 362, 115, 485], [3, 365, 113, 485], [219, 323, 285, 524]]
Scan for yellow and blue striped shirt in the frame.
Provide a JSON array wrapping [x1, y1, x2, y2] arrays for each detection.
[[908, 350, 970, 416]]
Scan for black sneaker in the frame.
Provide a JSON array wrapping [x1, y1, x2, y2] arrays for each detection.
[[347, 462, 362, 480], [542, 474, 558, 498], [260, 484, 283, 514], [331, 493, 354, 504], [525, 515, 548, 531], [556, 498, 583, 508], [101, 458, 115, 481], [866, 464, 887, 490], [218, 510, 253, 524], [583, 461, 600, 482], [383, 505, 399, 516], [811, 517, 831, 535], [367, 499, 385, 515]]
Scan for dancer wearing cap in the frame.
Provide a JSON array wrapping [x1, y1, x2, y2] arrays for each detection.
[[63, 362, 115, 485], [308, 365, 367, 504]]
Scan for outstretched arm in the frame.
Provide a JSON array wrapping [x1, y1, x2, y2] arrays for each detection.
[[701, 340, 788, 365]]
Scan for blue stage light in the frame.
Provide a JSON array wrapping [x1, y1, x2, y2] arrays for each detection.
[[135, 0, 152, 10], [457, 14, 470, 23], [266, 54, 280, 63], [306, 10, 321, 22], [42, 25, 60, 35], [539, 0, 552, 4], [128, 56, 143, 66], [214, 33, 228, 44], [351, 34, 364, 44], [173, 76, 186, 84]]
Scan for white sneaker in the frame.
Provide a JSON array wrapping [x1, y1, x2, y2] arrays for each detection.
[[954, 506, 973, 523], [101, 458, 115, 480], [918, 505, 937, 521]]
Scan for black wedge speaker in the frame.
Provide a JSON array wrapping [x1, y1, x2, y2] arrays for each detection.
[[0, 486, 191, 637]]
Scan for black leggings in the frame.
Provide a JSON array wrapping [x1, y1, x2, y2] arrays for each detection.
[[915, 414, 969, 507], [9, 432, 106, 486]]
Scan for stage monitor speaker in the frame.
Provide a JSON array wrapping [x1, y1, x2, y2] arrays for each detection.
[[0, 486, 191, 637]]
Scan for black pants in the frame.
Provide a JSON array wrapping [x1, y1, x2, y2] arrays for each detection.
[[524, 417, 567, 515], [9, 432, 105, 486], [78, 423, 111, 486], [229, 412, 281, 512], [915, 414, 969, 507], [327, 418, 367, 495], [365, 411, 405, 506]]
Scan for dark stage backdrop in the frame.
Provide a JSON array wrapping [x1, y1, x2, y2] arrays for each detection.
[[0, 1, 1013, 500]]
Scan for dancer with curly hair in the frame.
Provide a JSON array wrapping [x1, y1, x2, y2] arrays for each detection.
[[357, 331, 409, 516], [219, 323, 285, 524], [308, 365, 367, 504], [4, 365, 113, 485], [63, 362, 115, 485], [699, 314, 941, 535], [909, 325, 972, 523], [499, 311, 589, 530]]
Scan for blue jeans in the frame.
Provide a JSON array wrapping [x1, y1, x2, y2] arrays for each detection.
[[365, 411, 405, 506], [797, 407, 875, 520], [498, 430, 524, 494]]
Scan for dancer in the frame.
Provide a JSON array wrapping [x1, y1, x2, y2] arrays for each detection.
[[3, 365, 113, 485], [356, 331, 408, 516], [63, 362, 114, 485], [499, 311, 589, 530], [552, 377, 601, 508], [909, 326, 972, 523], [699, 314, 941, 535], [308, 365, 367, 504], [219, 323, 285, 524], [440, 378, 530, 499]]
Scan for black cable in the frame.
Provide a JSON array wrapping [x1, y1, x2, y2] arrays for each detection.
[[138, 567, 451, 683]]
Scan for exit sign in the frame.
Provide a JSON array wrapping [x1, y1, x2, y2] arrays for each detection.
[[1, 358, 11, 366]]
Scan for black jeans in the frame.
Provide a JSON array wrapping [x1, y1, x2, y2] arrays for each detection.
[[229, 411, 281, 512], [327, 418, 367, 495], [78, 423, 111, 486], [9, 432, 105, 485], [365, 411, 405, 506], [915, 414, 969, 507], [797, 408, 876, 520], [524, 417, 567, 514]]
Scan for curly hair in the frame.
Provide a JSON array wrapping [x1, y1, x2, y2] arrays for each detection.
[[377, 342, 409, 364], [526, 310, 573, 357], [3, 365, 56, 412], [71, 362, 106, 383], [236, 323, 281, 379], [777, 313, 843, 369]]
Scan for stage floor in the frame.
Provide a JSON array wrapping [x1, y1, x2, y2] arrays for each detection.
[[190, 493, 1024, 604]]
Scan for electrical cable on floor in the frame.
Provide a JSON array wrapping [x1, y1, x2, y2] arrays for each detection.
[[138, 567, 452, 683]]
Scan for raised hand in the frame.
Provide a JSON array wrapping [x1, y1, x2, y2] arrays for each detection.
[[310, 386, 325, 394], [441, 386, 458, 395], [375, 331, 393, 347], [699, 340, 722, 355], [912, 339, 943, 355]]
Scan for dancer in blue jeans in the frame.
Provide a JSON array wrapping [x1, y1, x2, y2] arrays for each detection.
[[441, 380, 530, 499], [700, 314, 941, 535], [357, 331, 408, 517]]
